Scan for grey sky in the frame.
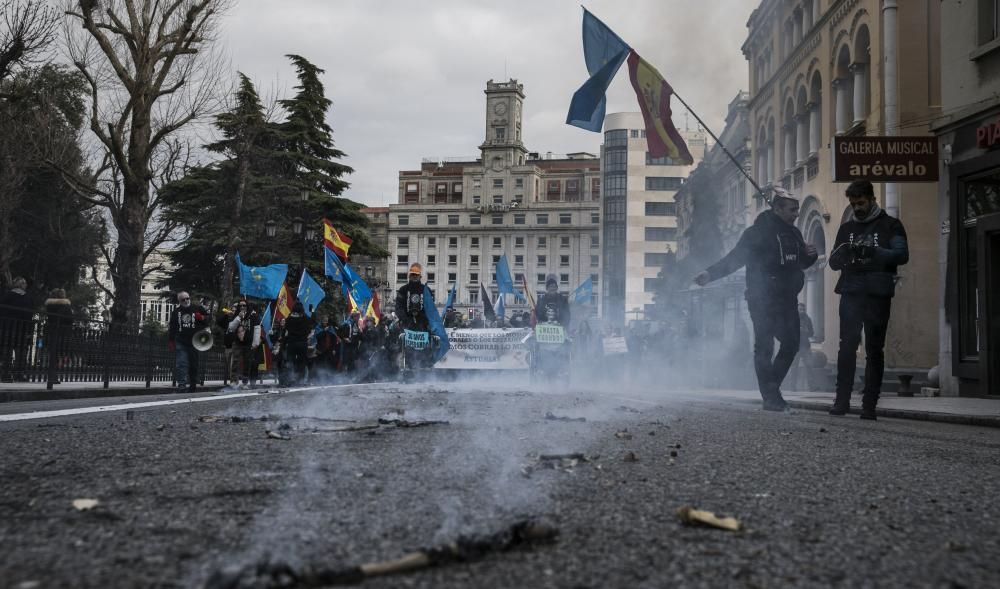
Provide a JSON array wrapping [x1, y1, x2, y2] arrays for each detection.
[[219, 0, 756, 207]]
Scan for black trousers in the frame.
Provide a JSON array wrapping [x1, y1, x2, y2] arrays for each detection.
[[836, 293, 892, 402], [747, 297, 800, 402]]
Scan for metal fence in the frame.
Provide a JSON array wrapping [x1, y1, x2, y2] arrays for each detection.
[[0, 304, 228, 390]]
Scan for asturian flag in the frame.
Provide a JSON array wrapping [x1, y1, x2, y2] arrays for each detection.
[[297, 269, 325, 317], [236, 252, 288, 300]]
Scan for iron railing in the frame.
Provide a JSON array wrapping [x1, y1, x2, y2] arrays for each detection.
[[0, 304, 228, 390]]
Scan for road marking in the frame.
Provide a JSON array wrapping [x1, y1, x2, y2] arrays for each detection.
[[0, 385, 344, 422]]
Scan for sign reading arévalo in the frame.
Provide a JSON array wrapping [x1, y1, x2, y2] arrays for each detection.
[[832, 136, 938, 182]]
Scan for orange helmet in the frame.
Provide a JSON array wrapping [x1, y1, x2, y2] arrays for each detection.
[[408, 263, 422, 276]]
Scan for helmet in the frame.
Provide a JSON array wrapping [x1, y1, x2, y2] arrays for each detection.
[[408, 263, 422, 276]]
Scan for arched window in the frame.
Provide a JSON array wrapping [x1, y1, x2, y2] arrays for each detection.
[[852, 25, 871, 124], [833, 44, 853, 134], [809, 71, 822, 155], [796, 87, 809, 164], [802, 210, 827, 342], [783, 97, 797, 172]]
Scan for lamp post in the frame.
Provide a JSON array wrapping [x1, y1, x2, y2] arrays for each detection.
[[291, 189, 316, 279]]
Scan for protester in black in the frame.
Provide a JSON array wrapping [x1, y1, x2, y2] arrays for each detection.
[[1, 277, 34, 382], [282, 302, 314, 385], [167, 291, 209, 392], [694, 190, 818, 411], [396, 263, 432, 332], [534, 274, 570, 328], [828, 180, 909, 420]]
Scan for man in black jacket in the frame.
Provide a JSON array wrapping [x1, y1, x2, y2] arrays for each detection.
[[0, 277, 34, 382], [396, 263, 431, 332], [694, 189, 818, 411], [828, 180, 909, 420], [535, 274, 570, 328], [167, 291, 209, 392]]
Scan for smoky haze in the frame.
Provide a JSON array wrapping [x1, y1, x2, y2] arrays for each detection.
[[218, 0, 755, 206]]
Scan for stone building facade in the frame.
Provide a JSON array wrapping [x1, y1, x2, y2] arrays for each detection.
[[387, 80, 601, 320]]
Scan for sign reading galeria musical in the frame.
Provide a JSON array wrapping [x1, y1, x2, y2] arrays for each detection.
[[435, 328, 531, 370], [832, 136, 938, 182]]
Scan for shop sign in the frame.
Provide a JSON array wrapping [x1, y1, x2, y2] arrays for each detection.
[[832, 136, 938, 182], [977, 119, 1000, 149]]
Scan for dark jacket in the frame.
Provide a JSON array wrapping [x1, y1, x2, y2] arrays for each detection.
[[0, 289, 34, 323], [396, 281, 431, 330], [535, 292, 570, 327], [829, 210, 908, 298], [283, 313, 314, 344], [168, 304, 209, 346], [43, 298, 74, 330], [706, 210, 817, 303]]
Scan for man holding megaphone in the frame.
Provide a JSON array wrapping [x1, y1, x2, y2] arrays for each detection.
[[168, 291, 210, 393]]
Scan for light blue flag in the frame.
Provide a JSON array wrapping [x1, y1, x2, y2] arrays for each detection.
[[566, 9, 630, 132], [260, 303, 273, 347], [236, 252, 288, 300], [495, 254, 519, 299], [494, 291, 505, 321], [573, 276, 594, 305], [324, 247, 345, 283], [442, 284, 457, 312], [297, 270, 326, 317], [424, 285, 450, 362], [342, 263, 373, 314]]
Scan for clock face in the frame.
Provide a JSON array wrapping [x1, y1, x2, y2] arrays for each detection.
[[494, 102, 507, 115]]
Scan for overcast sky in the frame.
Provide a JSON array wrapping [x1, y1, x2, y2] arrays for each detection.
[[218, 0, 757, 207]]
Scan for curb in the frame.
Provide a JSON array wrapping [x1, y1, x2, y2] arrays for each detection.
[[785, 399, 1000, 429], [0, 386, 225, 404]]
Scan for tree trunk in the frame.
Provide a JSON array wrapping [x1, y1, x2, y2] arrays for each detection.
[[220, 153, 251, 305]]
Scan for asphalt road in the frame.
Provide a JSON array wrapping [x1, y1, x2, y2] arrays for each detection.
[[2, 380, 999, 588]]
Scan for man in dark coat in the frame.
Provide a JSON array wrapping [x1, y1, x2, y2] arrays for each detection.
[[0, 277, 34, 381], [167, 291, 209, 392], [694, 189, 818, 411], [534, 274, 570, 328], [396, 263, 432, 332], [828, 180, 909, 420]]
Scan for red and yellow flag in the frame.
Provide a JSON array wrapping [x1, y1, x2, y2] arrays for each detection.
[[365, 291, 382, 325], [627, 50, 693, 164], [272, 283, 296, 331], [323, 219, 353, 262]]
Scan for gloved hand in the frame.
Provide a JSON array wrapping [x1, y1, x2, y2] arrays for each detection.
[[167, 339, 175, 352]]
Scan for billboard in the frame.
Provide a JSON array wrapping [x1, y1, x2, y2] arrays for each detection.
[[832, 136, 938, 182]]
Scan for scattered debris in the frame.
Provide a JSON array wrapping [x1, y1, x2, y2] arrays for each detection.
[[72, 499, 100, 511], [197, 415, 223, 423], [669, 450, 678, 458], [780, 431, 792, 436], [623, 452, 639, 463], [156, 424, 165, 431], [521, 453, 594, 477], [648, 431, 656, 436], [310, 424, 381, 433], [675, 443, 682, 449], [944, 541, 968, 553], [616, 405, 641, 414], [544, 412, 586, 423], [377, 417, 450, 428], [204, 519, 558, 589], [266, 430, 291, 441], [677, 506, 742, 532], [819, 427, 828, 433], [614, 430, 633, 440]]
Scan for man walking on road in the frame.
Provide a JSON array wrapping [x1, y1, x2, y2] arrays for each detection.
[[694, 189, 818, 411], [828, 180, 909, 420], [167, 291, 209, 393]]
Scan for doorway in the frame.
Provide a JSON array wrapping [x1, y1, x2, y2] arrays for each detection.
[[978, 213, 1000, 395]]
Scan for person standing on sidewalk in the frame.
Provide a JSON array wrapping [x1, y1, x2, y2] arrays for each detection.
[[167, 291, 209, 393], [1, 277, 34, 382], [693, 189, 818, 412], [828, 180, 909, 420]]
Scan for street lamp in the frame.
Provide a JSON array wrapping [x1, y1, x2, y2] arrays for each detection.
[[264, 219, 276, 238]]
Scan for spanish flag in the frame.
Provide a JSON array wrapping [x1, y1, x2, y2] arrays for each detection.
[[272, 282, 296, 330], [365, 291, 382, 325], [626, 50, 693, 164], [323, 219, 353, 262]]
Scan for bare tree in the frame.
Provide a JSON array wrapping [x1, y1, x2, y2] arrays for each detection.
[[0, 0, 57, 85], [62, 0, 228, 330]]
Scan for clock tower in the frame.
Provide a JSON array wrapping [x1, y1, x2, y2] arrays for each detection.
[[480, 79, 527, 172]]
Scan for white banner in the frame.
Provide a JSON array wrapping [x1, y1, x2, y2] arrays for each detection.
[[436, 328, 531, 370], [603, 336, 628, 356]]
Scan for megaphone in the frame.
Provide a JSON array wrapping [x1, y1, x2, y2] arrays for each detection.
[[192, 328, 214, 352]]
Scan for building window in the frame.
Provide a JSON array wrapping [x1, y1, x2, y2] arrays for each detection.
[[546, 180, 561, 201], [536, 214, 549, 225], [398, 215, 409, 226], [427, 255, 436, 266], [396, 255, 408, 265], [473, 178, 482, 189], [397, 237, 409, 248], [448, 254, 457, 265], [515, 178, 524, 188], [645, 252, 670, 267], [470, 255, 479, 267], [537, 255, 547, 266], [492, 214, 503, 224], [590, 273, 599, 285], [591, 255, 599, 267], [566, 179, 580, 201], [591, 234, 599, 248], [604, 129, 628, 147], [645, 177, 684, 191], [591, 212, 600, 224], [514, 255, 524, 266], [493, 179, 504, 188], [449, 237, 458, 248], [470, 272, 479, 284], [470, 215, 481, 225], [473, 194, 481, 204], [427, 237, 436, 247], [604, 149, 627, 172], [397, 272, 408, 282], [469, 289, 479, 304], [630, 129, 639, 138], [559, 213, 572, 225], [448, 272, 457, 282], [537, 273, 546, 284], [435, 183, 448, 204], [515, 236, 524, 247], [495, 127, 506, 140], [560, 273, 569, 285], [427, 214, 438, 225], [514, 213, 526, 225], [515, 273, 525, 283], [492, 255, 500, 265], [591, 177, 601, 200], [979, 0, 1000, 45], [645, 201, 677, 216], [604, 198, 626, 222], [513, 194, 524, 204], [646, 153, 680, 165], [493, 237, 502, 248], [643, 278, 658, 293], [645, 227, 677, 241], [559, 255, 570, 267], [537, 236, 547, 248], [428, 272, 435, 283], [404, 183, 419, 204], [448, 214, 460, 225], [560, 236, 570, 248], [471, 237, 480, 248]]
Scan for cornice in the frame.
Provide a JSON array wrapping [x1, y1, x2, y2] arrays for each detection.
[[828, 0, 861, 36]]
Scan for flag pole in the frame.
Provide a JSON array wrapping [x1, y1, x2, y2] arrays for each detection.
[[670, 90, 769, 202]]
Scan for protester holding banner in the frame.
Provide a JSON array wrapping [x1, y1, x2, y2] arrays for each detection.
[[534, 274, 570, 328]]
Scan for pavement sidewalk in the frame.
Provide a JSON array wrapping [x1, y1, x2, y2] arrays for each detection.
[[0, 381, 228, 403], [698, 388, 1000, 428]]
